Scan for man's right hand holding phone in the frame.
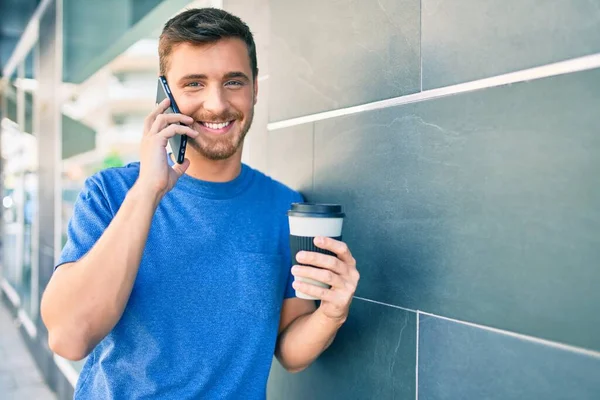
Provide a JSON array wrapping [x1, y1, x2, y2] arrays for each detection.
[[41, 97, 199, 359], [136, 98, 198, 201]]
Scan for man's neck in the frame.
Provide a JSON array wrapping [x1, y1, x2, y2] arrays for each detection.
[[171, 148, 243, 183]]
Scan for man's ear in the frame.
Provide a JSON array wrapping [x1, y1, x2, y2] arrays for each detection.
[[253, 77, 259, 105]]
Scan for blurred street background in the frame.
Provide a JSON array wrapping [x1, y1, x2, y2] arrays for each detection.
[[0, 303, 55, 399]]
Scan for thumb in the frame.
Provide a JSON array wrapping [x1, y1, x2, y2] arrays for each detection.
[[171, 158, 190, 178]]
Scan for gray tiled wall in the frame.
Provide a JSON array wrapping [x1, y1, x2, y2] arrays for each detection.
[[269, 0, 421, 122], [267, 300, 417, 400], [309, 68, 600, 352], [422, 0, 600, 89], [229, 0, 600, 399], [265, 123, 314, 197], [418, 315, 600, 400]]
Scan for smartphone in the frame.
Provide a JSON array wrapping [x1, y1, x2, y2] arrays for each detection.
[[156, 76, 187, 164]]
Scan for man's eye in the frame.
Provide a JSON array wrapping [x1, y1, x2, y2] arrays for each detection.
[[186, 82, 201, 87], [225, 80, 243, 87]]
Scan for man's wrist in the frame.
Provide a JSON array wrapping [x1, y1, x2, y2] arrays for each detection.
[[313, 307, 347, 329], [129, 182, 164, 208]]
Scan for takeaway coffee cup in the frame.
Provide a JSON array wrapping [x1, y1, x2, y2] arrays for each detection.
[[288, 203, 345, 300]]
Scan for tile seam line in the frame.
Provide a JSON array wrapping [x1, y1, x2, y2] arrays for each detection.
[[353, 296, 416, 312], [418, 311, 600, 359], [352, 296, 600, 359], [267, 52, 600, 131], [311, 122, 315, 192], [419, 0, 423, 92], [415, 312, 420, 400]]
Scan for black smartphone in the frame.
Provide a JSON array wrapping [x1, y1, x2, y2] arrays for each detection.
[[156, 76, 187, 164]]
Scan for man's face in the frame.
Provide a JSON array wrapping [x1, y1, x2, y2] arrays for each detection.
[[165, 38, 257, 160]]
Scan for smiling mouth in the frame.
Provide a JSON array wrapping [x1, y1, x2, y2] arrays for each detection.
[[200, 121, 234, 130]]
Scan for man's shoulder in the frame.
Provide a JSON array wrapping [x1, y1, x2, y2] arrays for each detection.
[[248, 165, 304, 204], [90, 161, 139, 186], [83, 162, 140, 203]]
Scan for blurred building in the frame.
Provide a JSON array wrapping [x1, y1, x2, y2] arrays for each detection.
[[2, 0, 600, 399]]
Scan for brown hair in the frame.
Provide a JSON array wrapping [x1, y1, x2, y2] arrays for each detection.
[[158, 8, 258, 79]]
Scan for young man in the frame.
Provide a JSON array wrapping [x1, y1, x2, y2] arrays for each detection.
[[40, 7, 359, 399]]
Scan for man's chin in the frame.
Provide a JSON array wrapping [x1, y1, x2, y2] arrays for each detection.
[[188, 138, 242, 161]]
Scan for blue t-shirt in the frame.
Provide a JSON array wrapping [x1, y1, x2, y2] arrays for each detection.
[[57, 160, 303, 399]]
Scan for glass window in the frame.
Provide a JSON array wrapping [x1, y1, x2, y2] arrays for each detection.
[[1, 168, 22, 292], [1, 50, 39, 320], [61, 38, 156, 247], [1, 70, 22, 296], [6, 74, 17, 125], [20, 47, 39, 319]]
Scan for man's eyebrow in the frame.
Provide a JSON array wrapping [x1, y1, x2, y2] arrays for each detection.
[[180, 74, 208, 82], [178, 72, 251, 82], [224, 71, 250, 81]]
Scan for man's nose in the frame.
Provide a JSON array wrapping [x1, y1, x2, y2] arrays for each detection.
[[203, 86, 228, 117]]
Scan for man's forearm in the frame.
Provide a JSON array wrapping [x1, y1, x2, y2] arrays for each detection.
[[41, 183, 161, 360], [275, 307, 345, 372]]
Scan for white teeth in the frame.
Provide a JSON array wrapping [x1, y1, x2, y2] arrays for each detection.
[[203, 121, 231, 130]]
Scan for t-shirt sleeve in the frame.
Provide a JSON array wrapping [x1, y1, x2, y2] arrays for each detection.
[[283, 191, 305, 299], [55, 176, 113, 270]]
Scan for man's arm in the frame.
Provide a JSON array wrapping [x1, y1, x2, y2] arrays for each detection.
[[40, 100, 197, 361], [275, 237, 359, 372], [275, 298, 343, 373]]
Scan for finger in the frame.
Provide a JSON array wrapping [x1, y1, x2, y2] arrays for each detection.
[[291, 265, 345, 289], [158, 123, 199, 139], [149, 113, 195, 135], [151, 113, 195, 135], [314, 237, 355, 266], [292, 281, 334, 302], [350, 269, 360, 285], [155, 97, 171, 114], [144, 98, 170, 134], [296, 251, 344, 275], [171, 158, 190, 177]]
